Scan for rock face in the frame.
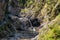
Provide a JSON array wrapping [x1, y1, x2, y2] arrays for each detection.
[[0, 0, 40, 40], [1, 0, 20, 19], [30, 18, 40, 27], [8, 14, 40, 31], [8, 0, 20, 15], [8, 15, 37, 32], [0, 0, 5, 21]]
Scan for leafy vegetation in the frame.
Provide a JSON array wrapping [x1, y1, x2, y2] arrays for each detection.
[[38, 14, 60, 40]]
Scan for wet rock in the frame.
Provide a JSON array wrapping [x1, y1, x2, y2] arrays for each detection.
[[8, 14, 40, 32], [11, 17, 33, 31]]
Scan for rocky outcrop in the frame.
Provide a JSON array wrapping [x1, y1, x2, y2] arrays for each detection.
[[0, 0, 5, 21], [0, 0, 40, 40], [8, 0, 20, 15]]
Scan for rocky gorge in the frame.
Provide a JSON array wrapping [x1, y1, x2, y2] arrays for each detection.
[[0, 0, 60, 40], [0, 0, 41, 40]]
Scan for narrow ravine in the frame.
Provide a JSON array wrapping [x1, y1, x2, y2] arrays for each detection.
[[0, 0, 41, 40]]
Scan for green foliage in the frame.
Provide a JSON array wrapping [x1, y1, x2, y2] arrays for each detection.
[[38, 14, 60, 40]]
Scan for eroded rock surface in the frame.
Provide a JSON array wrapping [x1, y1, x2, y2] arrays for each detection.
[[0, 0, 5, 21], [0, 0, 40, 40]]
